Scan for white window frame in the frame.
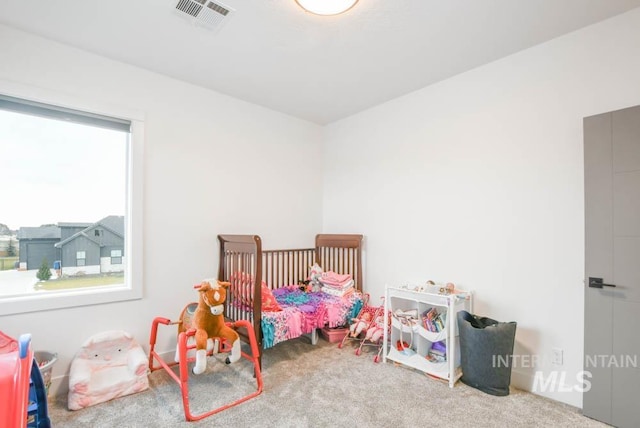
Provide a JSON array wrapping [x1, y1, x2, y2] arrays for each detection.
[[0, 80, 144, 316], [76, 251, 86, 267], [110, 249, 123, 264]]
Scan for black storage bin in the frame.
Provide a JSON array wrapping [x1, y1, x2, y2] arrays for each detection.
[[457, 310, 517, 396]]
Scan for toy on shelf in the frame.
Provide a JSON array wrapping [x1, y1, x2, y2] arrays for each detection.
[[68, 330, 149, 410], [399, 281, 472, 300], [148, 279, 263, 422]]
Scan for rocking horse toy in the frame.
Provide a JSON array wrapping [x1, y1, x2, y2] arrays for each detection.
[[181, 280, 241, 374], [148, 279, 262, 422]]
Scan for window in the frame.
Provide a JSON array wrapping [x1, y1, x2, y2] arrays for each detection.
[[111, 250, 122, 265], [0, 85, 144, 315], [76, 251, 86, 267]]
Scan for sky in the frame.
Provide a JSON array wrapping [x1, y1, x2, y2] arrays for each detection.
[[1, 110, 127, 231]]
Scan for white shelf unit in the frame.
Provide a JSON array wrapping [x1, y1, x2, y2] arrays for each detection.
[[383, 285, 473, 388]]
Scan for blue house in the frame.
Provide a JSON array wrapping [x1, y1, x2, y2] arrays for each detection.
[[17, 225, 63, 270], [54, 216, 125, 276], [17, 216, 124, 274]]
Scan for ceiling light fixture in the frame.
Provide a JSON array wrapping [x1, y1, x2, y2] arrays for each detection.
[[295, 0, 359, 16]]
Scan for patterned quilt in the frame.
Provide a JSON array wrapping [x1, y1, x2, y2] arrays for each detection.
[[260, 286, 363, 349]]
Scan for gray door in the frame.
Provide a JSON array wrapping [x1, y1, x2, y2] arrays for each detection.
[[584, 105, 640, 427]]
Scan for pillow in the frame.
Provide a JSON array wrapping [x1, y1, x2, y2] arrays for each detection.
[[229, 272, 254, 307], [261, 283, 282, 312], [229, 272, 282, 312]]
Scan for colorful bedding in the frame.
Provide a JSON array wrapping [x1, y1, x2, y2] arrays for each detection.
[[260, 286, 363, 349]]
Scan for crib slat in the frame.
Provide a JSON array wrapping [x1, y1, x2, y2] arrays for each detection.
[[219, 234, 363, 372]]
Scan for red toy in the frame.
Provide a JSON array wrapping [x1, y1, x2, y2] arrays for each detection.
[[339, 295, 389, 362], [148, 281, 263, 422], [0, 331, 31, 428]]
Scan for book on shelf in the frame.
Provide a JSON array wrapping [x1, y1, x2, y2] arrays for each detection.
[[426, 353, 446, 363], [426, 340, 447, 363], [421, 308, 446, 333]]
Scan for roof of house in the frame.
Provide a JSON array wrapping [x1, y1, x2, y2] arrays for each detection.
[[54, 215, 124, 248], [17, 216, 124, 245], [58, 222, 93, 228], [96, 216, 124, 236], [17, 225, 61, 240]]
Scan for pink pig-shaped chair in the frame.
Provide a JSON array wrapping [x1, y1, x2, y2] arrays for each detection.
[[68, 330, 149, 410]]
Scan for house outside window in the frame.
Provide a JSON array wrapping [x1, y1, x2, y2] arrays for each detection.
[[76, 251, 86, 267], [111, 250, 122, 265], [0, 87, 144, 315]]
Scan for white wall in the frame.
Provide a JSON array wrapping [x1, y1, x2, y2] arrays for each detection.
[[0, 25, 323, 396], [322, 8, 640, 407], [3, 6, 640, 408]]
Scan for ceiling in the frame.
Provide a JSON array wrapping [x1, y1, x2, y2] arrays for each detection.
[[1, 0, 640, 125]]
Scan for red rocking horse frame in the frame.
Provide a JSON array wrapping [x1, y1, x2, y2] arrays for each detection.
[[148, 309, 263, 422]]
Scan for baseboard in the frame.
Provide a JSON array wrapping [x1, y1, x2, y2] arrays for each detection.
[[511, 368, 583, 408]]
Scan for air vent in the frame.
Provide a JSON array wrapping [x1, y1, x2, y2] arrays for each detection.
[[175, 0, 234, 30]]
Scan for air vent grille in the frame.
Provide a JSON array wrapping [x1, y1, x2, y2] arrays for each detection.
[[207, 2, 229, 16], [176, 0, 205, 18], [174, 0, 234, 30]]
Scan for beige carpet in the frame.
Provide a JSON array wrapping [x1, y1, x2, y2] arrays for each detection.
[[48, 338, 607, 427]]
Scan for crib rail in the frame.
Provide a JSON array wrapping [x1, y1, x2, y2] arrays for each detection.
[[217, 235, 262, 334], [316, 234, 363, 290], [262, 248, 315, 289]]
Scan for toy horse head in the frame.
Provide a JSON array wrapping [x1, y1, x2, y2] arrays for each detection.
[[194, 280, 230, 316]]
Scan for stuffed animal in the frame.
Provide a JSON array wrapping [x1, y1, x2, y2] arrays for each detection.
[[298, 279, 311, 292], [349, 312, 371, 337], [307, 263, 323, 292], [180, 279, 241, 375], [364, 315, 385, 343], [438, 282, 456, 295]]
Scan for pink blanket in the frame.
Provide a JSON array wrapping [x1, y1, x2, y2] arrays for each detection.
[[320, 271, 353, 287]]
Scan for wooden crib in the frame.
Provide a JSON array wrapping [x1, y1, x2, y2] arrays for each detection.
[[217, 234, 363, 367]]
